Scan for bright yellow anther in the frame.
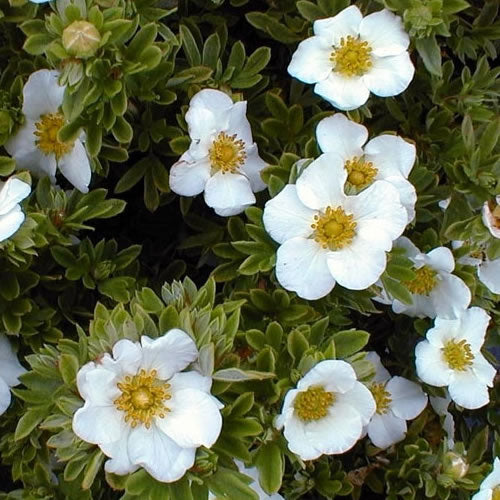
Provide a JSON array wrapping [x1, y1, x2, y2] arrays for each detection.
[[404, 266, 437, 295], [345, 157, 378, 188], [442, 339, 474, 371], [34, 113, 74, 159], [311, 206, 357, 250], [294, 386, 335, 422], [331, 36, 373, 77], [371, 382, 392, 415], [209, 132, 247, 173]]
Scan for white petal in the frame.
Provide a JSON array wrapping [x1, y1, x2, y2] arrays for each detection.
[[429, 395, 451, 416], [364, 352, 390, 382], [166, 371, 213, 393], [315, 73, 370, 111], [226, 101, 253, 145], [415, 340, 453, 387], [58, 140, 91, 193], [275, 237, 336, 300], [0, 178, 31, 216], [478, 259, 500, 293], [395, 236, 420, 259], [313, 6, 363, 45], [297, 360, 356, 394], [288, 36, 333, 84], [336, 381, 376, 425], [140, 330, 198, 380], [204, 172, 255, 212], [76, 363, 120, 406], [110, 339, 143, 376], [280, 413, 322, 460], [72, 403, 125, 445], [362, 53, 415, 97], [359, 10, 409, 56], [480, 457, 500, 491], [387, 376, 427, 420], [0, 334, 25, 386], [275, 389, 299, 430], [128, 424, 196, 482], [156, 387, 222, 448], [426, 247, 455, 273], [382, 176, 417, 223], [471, 354, 496, 387], [430, 274, 471, 319], [295, 153, 347, 210], [263, 185, 315, 245], [364, 135, 416, 178], [101, 430, 139, 476], [22, 70, 64, 118], [213, 204, 250, 216], [169, 156, 211, 197], [367, 411, 407, 449], [471, 491, 492, 500], [240, 145, 267, 192], [455, 307, 490, 351], [0, 378, 11, 415], [326, 237, 387, 290], [448, 372, 490, 410], [9, 137, 57, 180], [425, 317, 459, 348], [0, 206, 25, 243], [482, 202, 500, 239], [315, 113, 367, 157]]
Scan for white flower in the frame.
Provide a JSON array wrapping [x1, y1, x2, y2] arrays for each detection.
[[262, 153, 408, 300], [388, 236, 471, 319], [72, 330, 223, 483], [429, 394, 455, 449], [472, 457, 500, 500], [169, 89, 266, 216], [365, 352, 427, 449], [5, 69, 91, 193], [209, 460, 284, 500], [316, 113, 417, 221], [482, 196, 500, 239], [288, 5, 414, 110], [415, 307, 496, 410], [0, 177, 31, 242], [0, 334, 26, 416], [275, 360, 375, 460]]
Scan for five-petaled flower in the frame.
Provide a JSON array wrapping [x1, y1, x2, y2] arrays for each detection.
[[288, 5, 414, 110], [0, 334, 26, 416], [415, 307, 496, 410], [5, 69, 91, 193], [169, 89, 266, 216], [275, 360, 376, 460], [72, 330, 223, 483], [0, 176, 31, 243], [263, 153, 408, 300]]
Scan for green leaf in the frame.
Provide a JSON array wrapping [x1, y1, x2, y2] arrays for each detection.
[[127, 23, 157, 60], [255, 443, 283, 494], [23, 34, 52, 55], [467, 426, 488, 463], [180, 24, 201, 66], [415, 36, 442, 77], [115, 159, 148, 193], [332, 330, 370, 358], [287, 329, 309, 362], [297, 1, 325, 20], [59, 354, 79, 385], [15, 408, 46, 440]]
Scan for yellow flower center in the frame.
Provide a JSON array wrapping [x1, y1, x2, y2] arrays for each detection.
[[114, 369, 171, 429], [442, 339, 474, 371], [311, 206, 357, 250], [371, 382, 392, 415], [34, 113, 74, 159], [345, 157, 378, 188], [492, 486, 500, 500], [404, 266, 437, 295], [208, 132, 247, 173], [294, 386, 335, 422], [331, 36, 373, 77]]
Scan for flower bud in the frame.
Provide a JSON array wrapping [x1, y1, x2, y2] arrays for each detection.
[[443, 452, 469, 479], [62, 21, 101, 58]]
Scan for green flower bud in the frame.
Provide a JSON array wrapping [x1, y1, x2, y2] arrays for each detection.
[[62, 21, 101, 58], [443, 452, 469, 479]]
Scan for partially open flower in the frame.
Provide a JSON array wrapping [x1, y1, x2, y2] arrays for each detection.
[[288, 5, 414, 110], [0, 177, 31, 243], [72, 330, 223, 482], [275, 360, 375, 460], [415, 307, 496, 410], [0, 334, 26, 416]]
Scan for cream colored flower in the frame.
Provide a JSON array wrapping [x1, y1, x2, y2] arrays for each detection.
[[72, 330, 223, 482], [0, 177, 31, 242], [5, 69, 91, 193], [0, 334, 26, 415]]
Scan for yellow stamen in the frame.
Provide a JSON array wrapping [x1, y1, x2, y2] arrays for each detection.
[[311, 206, 357, 250], [404, 266, 437, 295], [331, 36, 373, 77], [34, 113, 74, 159], [345, 157, 378, 188], [208, 132, 246, 173], [294, 386, 335, 422], [371, 382, 392, 415], [442, 339, 474, 371], [114, 369, 171, 429]]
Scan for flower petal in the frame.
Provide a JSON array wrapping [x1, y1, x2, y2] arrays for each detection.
[[240, 144, 267, 192], [295, 153, 347, 210], [213, 204, 250, 217], [204, 172, 255, 213], [362, 52, 415, 97], [415, 340, 453, 387], [227, 101, 253, 145], [367, 411, 407, 449], [275, 237, 336, 300], [0, 334, 25, 386], [297, 360, 356, 394], [448, 372, 490, 409], [364, 134, 416, 178], [382, 176, 417, 223], [22, 70, 64, 118], [58, 140, 91, 193], [0, 178, 31, 216], [471, 354, 496, 387], [336, 381, 376, 425], [0, 378, 11, 416], [140, 330, 198, 381], [359, 9, 409, 57], [288, 36, 333, 84], [128, 424, 196, 482], [0, 206, 25, 243], [76, 363, 120, 405], [110, 339, 143, 376], [478, 258, 500, 294], [263, 185, 315, 245], [454, 307, 490, 351], [426, 247, 455, 273], [316, 113, 367, 158], [430, 273, 471, 319], [72, 403, 125, 445], [387, 376, 427, 420], [280, 413, 322, 460], [101, 430, 139, 476], [313, 6, 363, 45], [315, 73, 370, 111], [365, 352, 390, 383], [169, 156, 211, 197], [156, 387, 222, 448], [482, 201, 500, 238]]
